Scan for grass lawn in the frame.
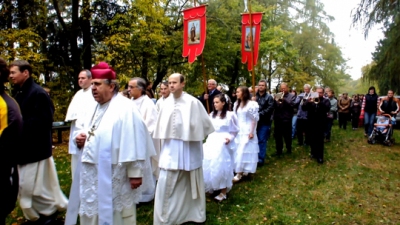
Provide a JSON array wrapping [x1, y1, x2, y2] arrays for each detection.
[[7, 123, 400, 224]]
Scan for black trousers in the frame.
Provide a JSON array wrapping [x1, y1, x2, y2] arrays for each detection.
[[310, 128, 325, 160], [296, 118, 309, 145], [338, 112, 349, 129], [351, 113, 360, 128], [274, 120, 292, 154]]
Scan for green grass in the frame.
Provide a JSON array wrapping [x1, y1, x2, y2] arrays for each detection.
[[7, 123, 400, 224]]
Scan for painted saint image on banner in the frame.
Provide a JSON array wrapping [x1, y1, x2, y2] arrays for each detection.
[[188, 19, 201, 45], [244, 26, 256, 52]]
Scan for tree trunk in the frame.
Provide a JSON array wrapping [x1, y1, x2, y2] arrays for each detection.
[[82, 0, 92, 69], [141, 52, 148, 79], [71, 0, 81, 91]]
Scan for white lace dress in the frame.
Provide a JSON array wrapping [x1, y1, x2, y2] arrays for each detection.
[[233, 101, 260, 174], [202, 111, 239, 193]]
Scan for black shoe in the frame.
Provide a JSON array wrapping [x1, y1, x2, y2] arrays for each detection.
[[36, 211, 60, 225], [317, 158, 324, 164], [21, 221, 37, 225], [272, 152, 282, 157], [257, 161, 264, 167]]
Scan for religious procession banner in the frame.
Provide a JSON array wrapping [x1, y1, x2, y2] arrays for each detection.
[[182, 5, 207, 64], [241, 12, 263, 71]]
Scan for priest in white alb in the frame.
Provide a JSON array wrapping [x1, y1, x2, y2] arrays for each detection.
[[128, 77, 159, 202], [153, 73, 214, 225], [155, 81, 170, 112], [65, 69, 96, 178], [64, 62, 156, 225]]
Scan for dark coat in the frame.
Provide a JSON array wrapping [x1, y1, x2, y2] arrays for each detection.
[[302, 97, 331, 129], [13, 77, 54, 165], [256, 91, 274, 125], [273, 92, 295, 122], [0, 92, 22, 217], [199, 89, 222, 113], [364, 93, 379, 113]]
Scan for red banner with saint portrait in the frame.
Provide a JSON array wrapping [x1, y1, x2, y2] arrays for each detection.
[[241, 12, 263, 71], [182, 5, 207, 64]]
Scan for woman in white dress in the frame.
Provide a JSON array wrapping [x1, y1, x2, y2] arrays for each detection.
[[233, 86, 259, 182], [203, 94, 239, 201]]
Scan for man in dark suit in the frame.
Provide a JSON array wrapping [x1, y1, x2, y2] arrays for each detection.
[[273, 82, 296, 156], [9, 60, 67, 224], [199, 79, 221, 113], [302, 86, 331, 164]]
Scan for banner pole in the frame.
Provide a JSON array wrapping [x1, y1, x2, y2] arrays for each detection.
[[201, 54, 210, 113], [248, 0, 256, 96]]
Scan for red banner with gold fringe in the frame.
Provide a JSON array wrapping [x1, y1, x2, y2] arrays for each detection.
[[182, 5, 207, 64], [241, 12, 263, 71]]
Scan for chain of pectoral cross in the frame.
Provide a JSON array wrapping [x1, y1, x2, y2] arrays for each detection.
[[87, 103, 110, 141]]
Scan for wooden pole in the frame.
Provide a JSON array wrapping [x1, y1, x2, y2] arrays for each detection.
[[201, 54, 210, 113], [194, 0, 209, 113], [248, 0, 256, 96]]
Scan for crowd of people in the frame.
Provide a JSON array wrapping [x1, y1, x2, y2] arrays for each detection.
[[1, 57, 399, 225]]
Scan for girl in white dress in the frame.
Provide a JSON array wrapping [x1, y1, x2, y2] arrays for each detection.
[[203, 94, 239, 201], [233, 86, 259, 182]]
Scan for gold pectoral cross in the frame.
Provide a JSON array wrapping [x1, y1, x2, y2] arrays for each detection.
[[87, 126, 95, 141]]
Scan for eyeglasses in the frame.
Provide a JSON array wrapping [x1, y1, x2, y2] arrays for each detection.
[[128, 85, 139, 89]]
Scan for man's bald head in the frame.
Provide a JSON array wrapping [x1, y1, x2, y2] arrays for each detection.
[[169, 73, 185, 83], [168, 73, 185, 98]]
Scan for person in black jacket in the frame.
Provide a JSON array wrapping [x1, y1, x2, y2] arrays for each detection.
[[199, 79, 221, 113], [9, 60, 67, 224], [273, 82, 296, 156], [255, 79, 274, 165], [302, 86, 330, 164], [379, 90, 399, 118], [0, 58, 22, 225], [364, 86, 379, 136], [350, 95, 362, 130]]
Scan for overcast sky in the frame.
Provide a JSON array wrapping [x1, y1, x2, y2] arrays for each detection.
[[320, 0, 384, 80]]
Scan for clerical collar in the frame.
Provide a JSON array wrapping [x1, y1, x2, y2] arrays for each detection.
[[99, 100, 111, 108]]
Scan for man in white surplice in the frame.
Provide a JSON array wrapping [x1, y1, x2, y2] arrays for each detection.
[[155, 81, 170, 112], [128, 77, 159, 202], [65, 69, 96, 178], [64, 62, 156, 225], [153, 73, 214, 225]]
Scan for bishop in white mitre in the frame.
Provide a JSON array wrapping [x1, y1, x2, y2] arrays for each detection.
[[65, 69, 96, 178], [65, 62, 156, 225], [153, 73, 214, 225], [128, 77, 160, 202]]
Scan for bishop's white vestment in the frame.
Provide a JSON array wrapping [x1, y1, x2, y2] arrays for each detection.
[[153, 93, 214, 225], [65, 87, 96, 178], [64, 94, 156, 225], [132, 95, 159, 202]]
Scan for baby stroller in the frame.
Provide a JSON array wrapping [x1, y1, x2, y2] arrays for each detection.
[[368, 114, 395, 146]]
